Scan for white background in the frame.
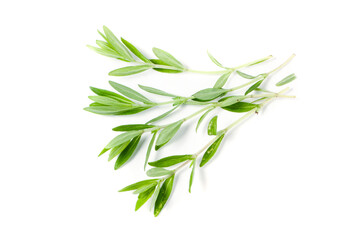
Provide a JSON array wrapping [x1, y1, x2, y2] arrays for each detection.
[[1, 0, 359, 239]]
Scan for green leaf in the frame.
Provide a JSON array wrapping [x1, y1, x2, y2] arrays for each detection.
[[138, 85, 178, 97], [97, 29, 107, 41], [120, 38, 152, 63], [150, 181, 162, 210], [207, 51, 225, 68], [109, 81, 152, 104], [221, 102, 258, 113], [192, 88, 228, 102], [146, 105, 180, 124], [154, 175, 174, 217], [133, 182, 157, 194], [113, 107, 151, 115], [200, 134, 225, 167], [88, 96, 131, 107], [145, 131, 157, 170], [102, 26, 134, 61], [146, 168, 174, 177], [114, 135, 142, 170], [189, 162, 195, 193], [90, 86, 133, 104], [119, 179, 158, 192], [207, 116, 218, 136], [196, 108, 214, 132], [98, 147, 110, 157], [108, 141, 130, 161], [112, 124, 155, 131], [109, 65, 152, 76], [87, 45, 123, 59], [236, 71, 256, 79], [152, 48, 184, 69], [155, 120, 183, 150], [245, 80, 263, 95], [135, 185, 156, 211], [213, 71, 232, 88], [150, 59, 183, 73], [105, 131, 142, 149], [96, 40, 113, 51], [218, 95, 246, 107], [149, 154, 194, 167], [276, 73, 296, 86], [84, 106, 134, 115]]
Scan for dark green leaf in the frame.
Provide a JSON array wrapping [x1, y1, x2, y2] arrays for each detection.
[[109, 65, 152, 76], [221, 102, 258, 113], [207, 116, 218, 136], [145, 131, 157, 170], [189, 163, 195, 193], [119, 179, 158, 192], [245, 80, 263, 95], [103, 26, 134, 61], [138, 85, 178, 97], [135, 186, 156, 211], [154, 175, 174, 217], [114, 135, 142, 170], [149, 154, 194, 167], [150, 181, 162, 210], [106, 131, 142, 149], [152, 48, 184, 69], [200, 134, 225, 167], [90, 86, 133, 104], [121, 38, 152, 63], [155, 120, 183, 150], [109, 81, 152, 104], [207, 51, 225, 68], [218, 95, 246, 107], [146, 105, 180, 124], [213, 71, 232, 88], [276, 73, 296, 86], [112, 124, 155, 131], [192, 88, 228, 102], [236, 71, 256, 79], [146, 168, 174, 177], [150, 59, 183, 73], [108, 141, 130, 161], [98, 147, 110, 157], [196, 108, 214, 132]]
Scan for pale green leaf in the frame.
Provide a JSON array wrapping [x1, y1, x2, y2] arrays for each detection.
[[155, 120, 183, 150], [109, 81, 152, 104]]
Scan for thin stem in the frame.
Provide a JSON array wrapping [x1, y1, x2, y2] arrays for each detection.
[[267, 54, 296, 75]]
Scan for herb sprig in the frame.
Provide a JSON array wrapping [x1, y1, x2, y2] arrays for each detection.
[[85, 26, 296, 216]]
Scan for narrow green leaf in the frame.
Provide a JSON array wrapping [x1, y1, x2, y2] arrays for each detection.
[[146, 168, 174, 177], [155, 120, 183, 150], [90, 86, 133, 104], [121, 38, 152, 63], [105, 131, 141, 149], [113, 107, 151, 115], [200, 134, 225, 167], [109, 81, 152, 104], [150, 181, 162, 210], [135, 186, 156, 211], [119, 179, 158, 192], [84, 106, 133, 115], [152, 48, 184, 69], [245, 80, 263, 95], [103, 26, 134, 61], [276, 73, 296, 86], [88, 96, 131, 107], [207, 51, 225, 68], [213, 71, 232, 88], [145, 131, 157, 170], [138, 85, 178, 97], [154, 175, 174, 217], [196, 108, 214, 132], [150, 59, 183, 73], [192, 88, 228, 102], [98, 147, 110, 157], [87, 45, 123, 59], [109, 65, 152, 77], [146, 105, 180, 124], [133, 182, 157, 194], [97, 29, 107, 41], [221, 102, 258, 113], [112, 124, 155, 132], [236, 71, 256, 79], [149, 154, 194, 167], [218, 95, 246, 107], [114, 135, 142, 170], [108, 141, 130, 161], [95, 40, 114, 51], [207, 116, 218, 136], [189, 163, 195, 193]]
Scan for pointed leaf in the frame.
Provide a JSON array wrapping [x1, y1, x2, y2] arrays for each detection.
[[207, 116, 218, 136], [155, 120, 183, 150], [152, 48, 184, 69], [112, 124, 155, 131], [146, 168, 174, 177], [196, 108, 214, 132], [109, 81, 152, 104], [119, 179, 158, 192], [88, 96, 131, 107], [192, 88, 228, 102], [149, 154, 194, 167], [87, 45, 125, 59], [200, 134, 225, 167], [135, 186, 156, 211], [114, 135, 142, 170], [154, 175, 174, 217], [150, 181, 162, 210], [109, 65, 152, 76], [218, 95, 246, 107], [150, 59, 183, 73], [133, 182, 157, 194], [145, 131, 157, 170], [245, 80, 263, 95], [207, 51, 225, 68], [108, 141, 130, 161], [236, 71, 256, 79], [98, 147, 110, 157], [276, 73, 296, 86], [90, 86, 133, 104], [105, 131, 141, 149], [189, 163, 195, 193], [221, 102, 258, 113], [121, 38, 151, 63], [213, 71, 232, 88], [146, 105, 180, 124], [138, 85, 178, 97], [103, 26, 134, 61], [84, 106, 134, 115]]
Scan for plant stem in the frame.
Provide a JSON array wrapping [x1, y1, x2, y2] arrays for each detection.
[[267, 54, 296, 75]]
